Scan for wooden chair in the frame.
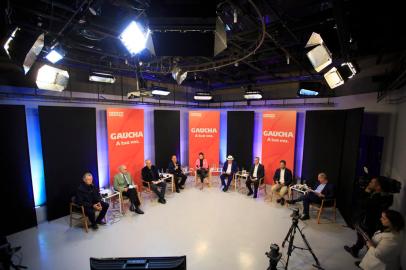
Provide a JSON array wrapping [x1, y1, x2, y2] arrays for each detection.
[[194, 169, 212, 189], [257, 177, 267, 197], [141, 180, 155, 202], [69, 196, 88, 233], [310, 198, 337, 224]]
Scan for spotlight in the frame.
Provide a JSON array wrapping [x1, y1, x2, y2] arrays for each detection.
[[89, 72, 116, 83], [119, 21, 150, 55], [244, 90, 263, 100], [305, 32, 332, 72], [339, 62, 357, 79], [23, 33, 44, 74], [151, 86, 170, 96], [324, 67, 344, 89], [194, 92, 212, 101], [45, 47, 65, 64], [36, 65, 69, 91], [171, 67, 188, 85]]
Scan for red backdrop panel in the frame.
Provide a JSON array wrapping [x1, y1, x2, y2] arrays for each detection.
[[262, 111, 297, 184], [106, 108, 144, 186], [189, 111, 220, 170]]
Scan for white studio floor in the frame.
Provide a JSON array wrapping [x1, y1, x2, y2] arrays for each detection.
[[9, 177, 361, 270]]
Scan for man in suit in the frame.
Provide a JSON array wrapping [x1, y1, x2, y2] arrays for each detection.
[[287, 172, 335, 220], [271, 160, 293, 205], [168, 155, 187, 193], [76, 172, 109, 230], [220, 155, 238, 192], [113, 165, 144, 214], [246, 157, 265, 198], [142, 159, 167, 204]]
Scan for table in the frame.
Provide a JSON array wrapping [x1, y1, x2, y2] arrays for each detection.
[[290, 184, 310, 200], [234, 171, 250, 192], [161, 173, 175, 192], [100, 189, 122, 223]]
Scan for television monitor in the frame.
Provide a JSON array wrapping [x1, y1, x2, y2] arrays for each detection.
[[90, 256, 186, 270]]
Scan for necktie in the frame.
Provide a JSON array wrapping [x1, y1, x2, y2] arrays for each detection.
[[123, 173, 129, 185]]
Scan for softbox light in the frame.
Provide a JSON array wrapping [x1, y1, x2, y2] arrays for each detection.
[[36, 65, 69, 91], [305, 32, 332, 72]]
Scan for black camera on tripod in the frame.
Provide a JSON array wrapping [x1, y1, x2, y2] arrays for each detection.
[[265, 243, 282, 270]]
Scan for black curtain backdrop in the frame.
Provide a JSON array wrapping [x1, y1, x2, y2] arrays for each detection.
[[154, 110, 180, 170], [39, 106, 99, 221], [302, 108, 364, 225], [0, 105, 37, 235], [227, 111, 254, 170]]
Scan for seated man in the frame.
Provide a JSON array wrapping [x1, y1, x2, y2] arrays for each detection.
[[168, 155, 187, 193], [220, 155, 238, 192], [113, 165, 144, 214], [142, 159, 167, 204], [246, 157, 265, 198], [271, 160, 293, 205], [76, 172, 109, 230], [287, 172, 334, 220]]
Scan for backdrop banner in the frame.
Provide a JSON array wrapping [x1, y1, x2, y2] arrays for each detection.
[[262, 111, 297, 184], [107, 108, 144, 186], [189, 111, 220, 170]]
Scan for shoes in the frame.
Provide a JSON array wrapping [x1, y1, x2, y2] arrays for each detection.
[[96, 220, 106, 225], [344, 245, 358, 258], [253, 194, 258, 199], [91, 224, 99, 230], [135, 208, 144, 214], [276, 198, 282, 203], [179, 186, 185, 189], [247, 191, 253, 196], [300, 214, 310, 220], [158, 198, 166, 204], [176, 189, 180, 193], [280, 198, 285, 206], [223, 187, 228, 192]]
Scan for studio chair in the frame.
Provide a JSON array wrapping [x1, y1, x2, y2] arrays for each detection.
[[141, 180, 155, 202], [310, 198, 337, 224], [193, 169, 212, 189], [69, 196, 89, 233], [257, 177, 267, 197]]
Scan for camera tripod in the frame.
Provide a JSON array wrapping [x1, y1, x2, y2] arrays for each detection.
[[281, 217, 323, 270]]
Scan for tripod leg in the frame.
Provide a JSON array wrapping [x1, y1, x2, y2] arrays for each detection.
[[285, 226, 296, 270], [282, 224, 294, 248], [298, 227, 322, 267]]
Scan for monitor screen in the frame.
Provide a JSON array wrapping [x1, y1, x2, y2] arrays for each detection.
[[90, 256, 186, 270]]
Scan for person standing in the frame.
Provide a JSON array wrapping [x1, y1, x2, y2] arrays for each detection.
[[113, 165, 144, 214]]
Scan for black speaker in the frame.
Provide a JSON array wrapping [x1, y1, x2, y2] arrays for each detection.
[[146, 0, 227, 56]]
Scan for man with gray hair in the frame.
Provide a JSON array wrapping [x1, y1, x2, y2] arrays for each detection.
[[142, 159, 167, 204], [114, 165, 144, 214], [76, 172, 109, 230]]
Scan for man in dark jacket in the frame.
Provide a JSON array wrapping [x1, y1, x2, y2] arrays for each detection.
[[142, 159, 167, 204], [168, 155, 187, 193], [246, 157, 265, 198], [344, 177, 393, 258], [271, 160, 293, 205], [76, 172, 109, 230], [287, 172, 334, 220], [220, 155, 238, 192]]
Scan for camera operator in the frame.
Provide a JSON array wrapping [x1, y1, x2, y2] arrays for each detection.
[[344, 177, 393, 258]]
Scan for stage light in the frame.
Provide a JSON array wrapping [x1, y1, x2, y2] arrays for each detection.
[[298, 89, 319, 96], [3, 27, 20, 56], [36, 65, 69, 91], [171, 67, 188, 85], [324, 67, 344, 89], [45, 48, 65, 64], [244, 90, 263, 100], [151, 86, 170, 96], [194, 92, 212, 101], [89, 72, 116, 83], [23, 33, 44, 74], [305, 32, 332, 72], [339, 62, 357, 79], [119, 21, 150, 55]]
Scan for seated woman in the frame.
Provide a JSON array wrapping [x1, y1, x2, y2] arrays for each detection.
[[195, 152, 209, 190], [359, 209, 404, 270]]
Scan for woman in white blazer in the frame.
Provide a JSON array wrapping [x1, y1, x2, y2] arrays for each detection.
[[359, 210, 404, 270]]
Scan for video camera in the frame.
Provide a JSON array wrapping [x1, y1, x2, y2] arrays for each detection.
[[265, 244, 282, 270]]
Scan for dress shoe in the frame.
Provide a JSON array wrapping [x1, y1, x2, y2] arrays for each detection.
[[253, 194, 258, 199], [135, 208, 144, 214], [344, 245, 358, 258], [162, 198, 167, 203], [223, 187, 228, 192], [176, 189, 180, 193], [247, 191, 253, 196], [276, 198, 282, 203], [96, 220, 106, 225], [91, 224, 99, 230], [179, 186, 185, 189], [300, 214, 310, 220], [280, 198, 285, 206], [158, 198, 166, 204]]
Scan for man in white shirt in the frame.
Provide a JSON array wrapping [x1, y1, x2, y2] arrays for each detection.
[[220, 155, 237, 192], [246, 157, 265, 198], [271, 160, 293, 205]]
